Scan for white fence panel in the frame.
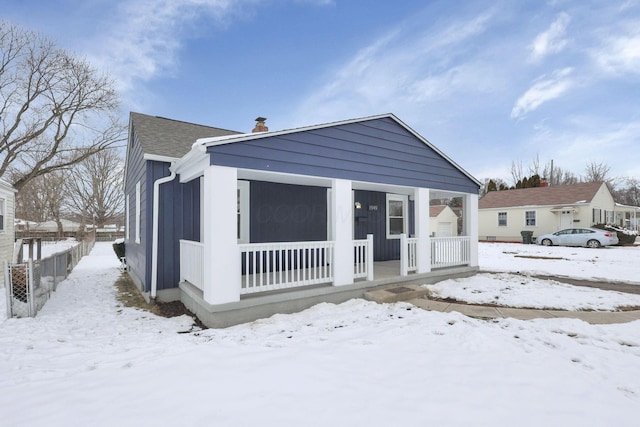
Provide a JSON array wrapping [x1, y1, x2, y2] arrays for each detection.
[[239, 241, 335, 294], [179, 240, 204, 291], [353, 234, 374, 280], [431, 236, 470, 268], [400, 234, 418, 276]]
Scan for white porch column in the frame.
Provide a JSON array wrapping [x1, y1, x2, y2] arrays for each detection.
[[465, 193, 479, 267], [331, 179, 353, 286], [202, 165, 241, 304], [414, 187, 431, 274]]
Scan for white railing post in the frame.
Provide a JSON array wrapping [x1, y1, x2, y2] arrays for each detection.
[[400, 233, 408, 276], [27, 258, 35, 317], [366, 234, 374, 281]]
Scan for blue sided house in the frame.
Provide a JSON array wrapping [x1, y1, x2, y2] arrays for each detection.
[[124, 112, 481, 327]]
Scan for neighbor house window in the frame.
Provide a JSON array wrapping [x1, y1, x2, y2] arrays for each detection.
[[605, 210, 614, 224], [498, 212, 507, 227], [592, 208, 602, 224], [386, 194, 408, 238], [525, 210, 536, 226], [135, 181, 141, 243], [0, 198, 5, 231]]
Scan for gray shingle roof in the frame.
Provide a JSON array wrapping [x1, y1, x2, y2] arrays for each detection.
[[130, 112, 241, 159], [478, 182, 605, 209]]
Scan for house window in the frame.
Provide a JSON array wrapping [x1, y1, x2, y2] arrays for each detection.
[[605, 210, 614, 224], [592, 208, 602, 224], [498, 212, 507, 227], [237, 181, 250, 243], [135, 181, 141, 243], [0, 198, 5, 231], [525, 210, 536, 226], [386, 194, 408, 238], [125, 196, 130, 240]]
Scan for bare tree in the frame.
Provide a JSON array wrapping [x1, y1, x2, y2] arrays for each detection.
[[583, 161, 611, 183], [510, 160, 524, 187], [14, 170, 68, 237], [613, 177, 640, 207], [0, 21, 125, 191], [528, 154, 541, 177], [14, 174, 49, 223], [542, 161, 578, 186], [66, 148, 124, 228]]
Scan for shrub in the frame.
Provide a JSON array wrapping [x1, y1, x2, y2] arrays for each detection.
[[593, 224, 638, 245], [112, 238, 125, 260]]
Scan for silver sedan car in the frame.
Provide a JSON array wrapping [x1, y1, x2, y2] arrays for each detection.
[[536, 227, 619, 248]]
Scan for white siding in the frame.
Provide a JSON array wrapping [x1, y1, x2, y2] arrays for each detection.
[[0, 185, 16, 287]]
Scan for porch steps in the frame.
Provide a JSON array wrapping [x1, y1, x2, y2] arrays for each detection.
[[364, 284, 429, 304]]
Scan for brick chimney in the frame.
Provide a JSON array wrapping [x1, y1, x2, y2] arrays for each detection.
[[252, 117, 268, 133], [540, 178, 548, 187]]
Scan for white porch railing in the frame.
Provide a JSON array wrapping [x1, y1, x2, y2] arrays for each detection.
[[354, 234, 374, 281], [179, 240, 204, 290], [431, 236, 470, 268], [239, 241, 335, 294], [400, 234, 418, 276]]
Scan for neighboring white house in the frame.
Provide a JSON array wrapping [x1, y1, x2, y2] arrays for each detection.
[[0, 178, 18, 287], [430, 205, 459, 237], [478, 181, 639, 242], [30, 219, 82, 233]]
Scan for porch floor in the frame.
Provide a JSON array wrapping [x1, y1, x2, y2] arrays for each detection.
[[371, 260, 405, 281], [239, 260, 452, 298]]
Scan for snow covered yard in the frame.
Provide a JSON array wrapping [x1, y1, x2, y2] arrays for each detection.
[[1, 242, 639, 426], [479, 241, 640, 283]]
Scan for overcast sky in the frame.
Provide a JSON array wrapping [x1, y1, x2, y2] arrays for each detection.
[[3, 0, 639, 184]]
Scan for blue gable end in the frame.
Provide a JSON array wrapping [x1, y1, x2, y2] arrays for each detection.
[[206, 116, 479, 194]]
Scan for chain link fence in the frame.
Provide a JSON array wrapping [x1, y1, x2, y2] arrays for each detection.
[[4, 239, 95, 319]]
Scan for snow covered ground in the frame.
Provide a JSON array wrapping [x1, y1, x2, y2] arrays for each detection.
[[1, 242, 639, 426]]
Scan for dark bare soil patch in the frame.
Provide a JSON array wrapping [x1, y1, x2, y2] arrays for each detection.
[[114, 274, 207, 329], [514, 255, 566, 260]]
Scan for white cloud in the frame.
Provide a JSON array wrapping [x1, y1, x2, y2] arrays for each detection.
[[528, 12, 571, 63], [409, 63, 499, 103], [290, 10, 496, 126], [510, 68, 574, 119], [87, 0, 247, 95], [592, 31, 640, 75]]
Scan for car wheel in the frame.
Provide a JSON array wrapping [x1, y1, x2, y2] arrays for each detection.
[[587, 239, 601, 248], [541, 239, 552, 246]]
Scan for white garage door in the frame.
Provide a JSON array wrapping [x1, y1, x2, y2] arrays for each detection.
[[438, 222, 452, 237]]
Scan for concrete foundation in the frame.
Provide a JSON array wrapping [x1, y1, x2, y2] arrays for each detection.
[[180, 265, 478, 328]]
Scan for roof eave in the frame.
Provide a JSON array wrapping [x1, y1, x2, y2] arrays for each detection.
[[171, 144, 208, 183]]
